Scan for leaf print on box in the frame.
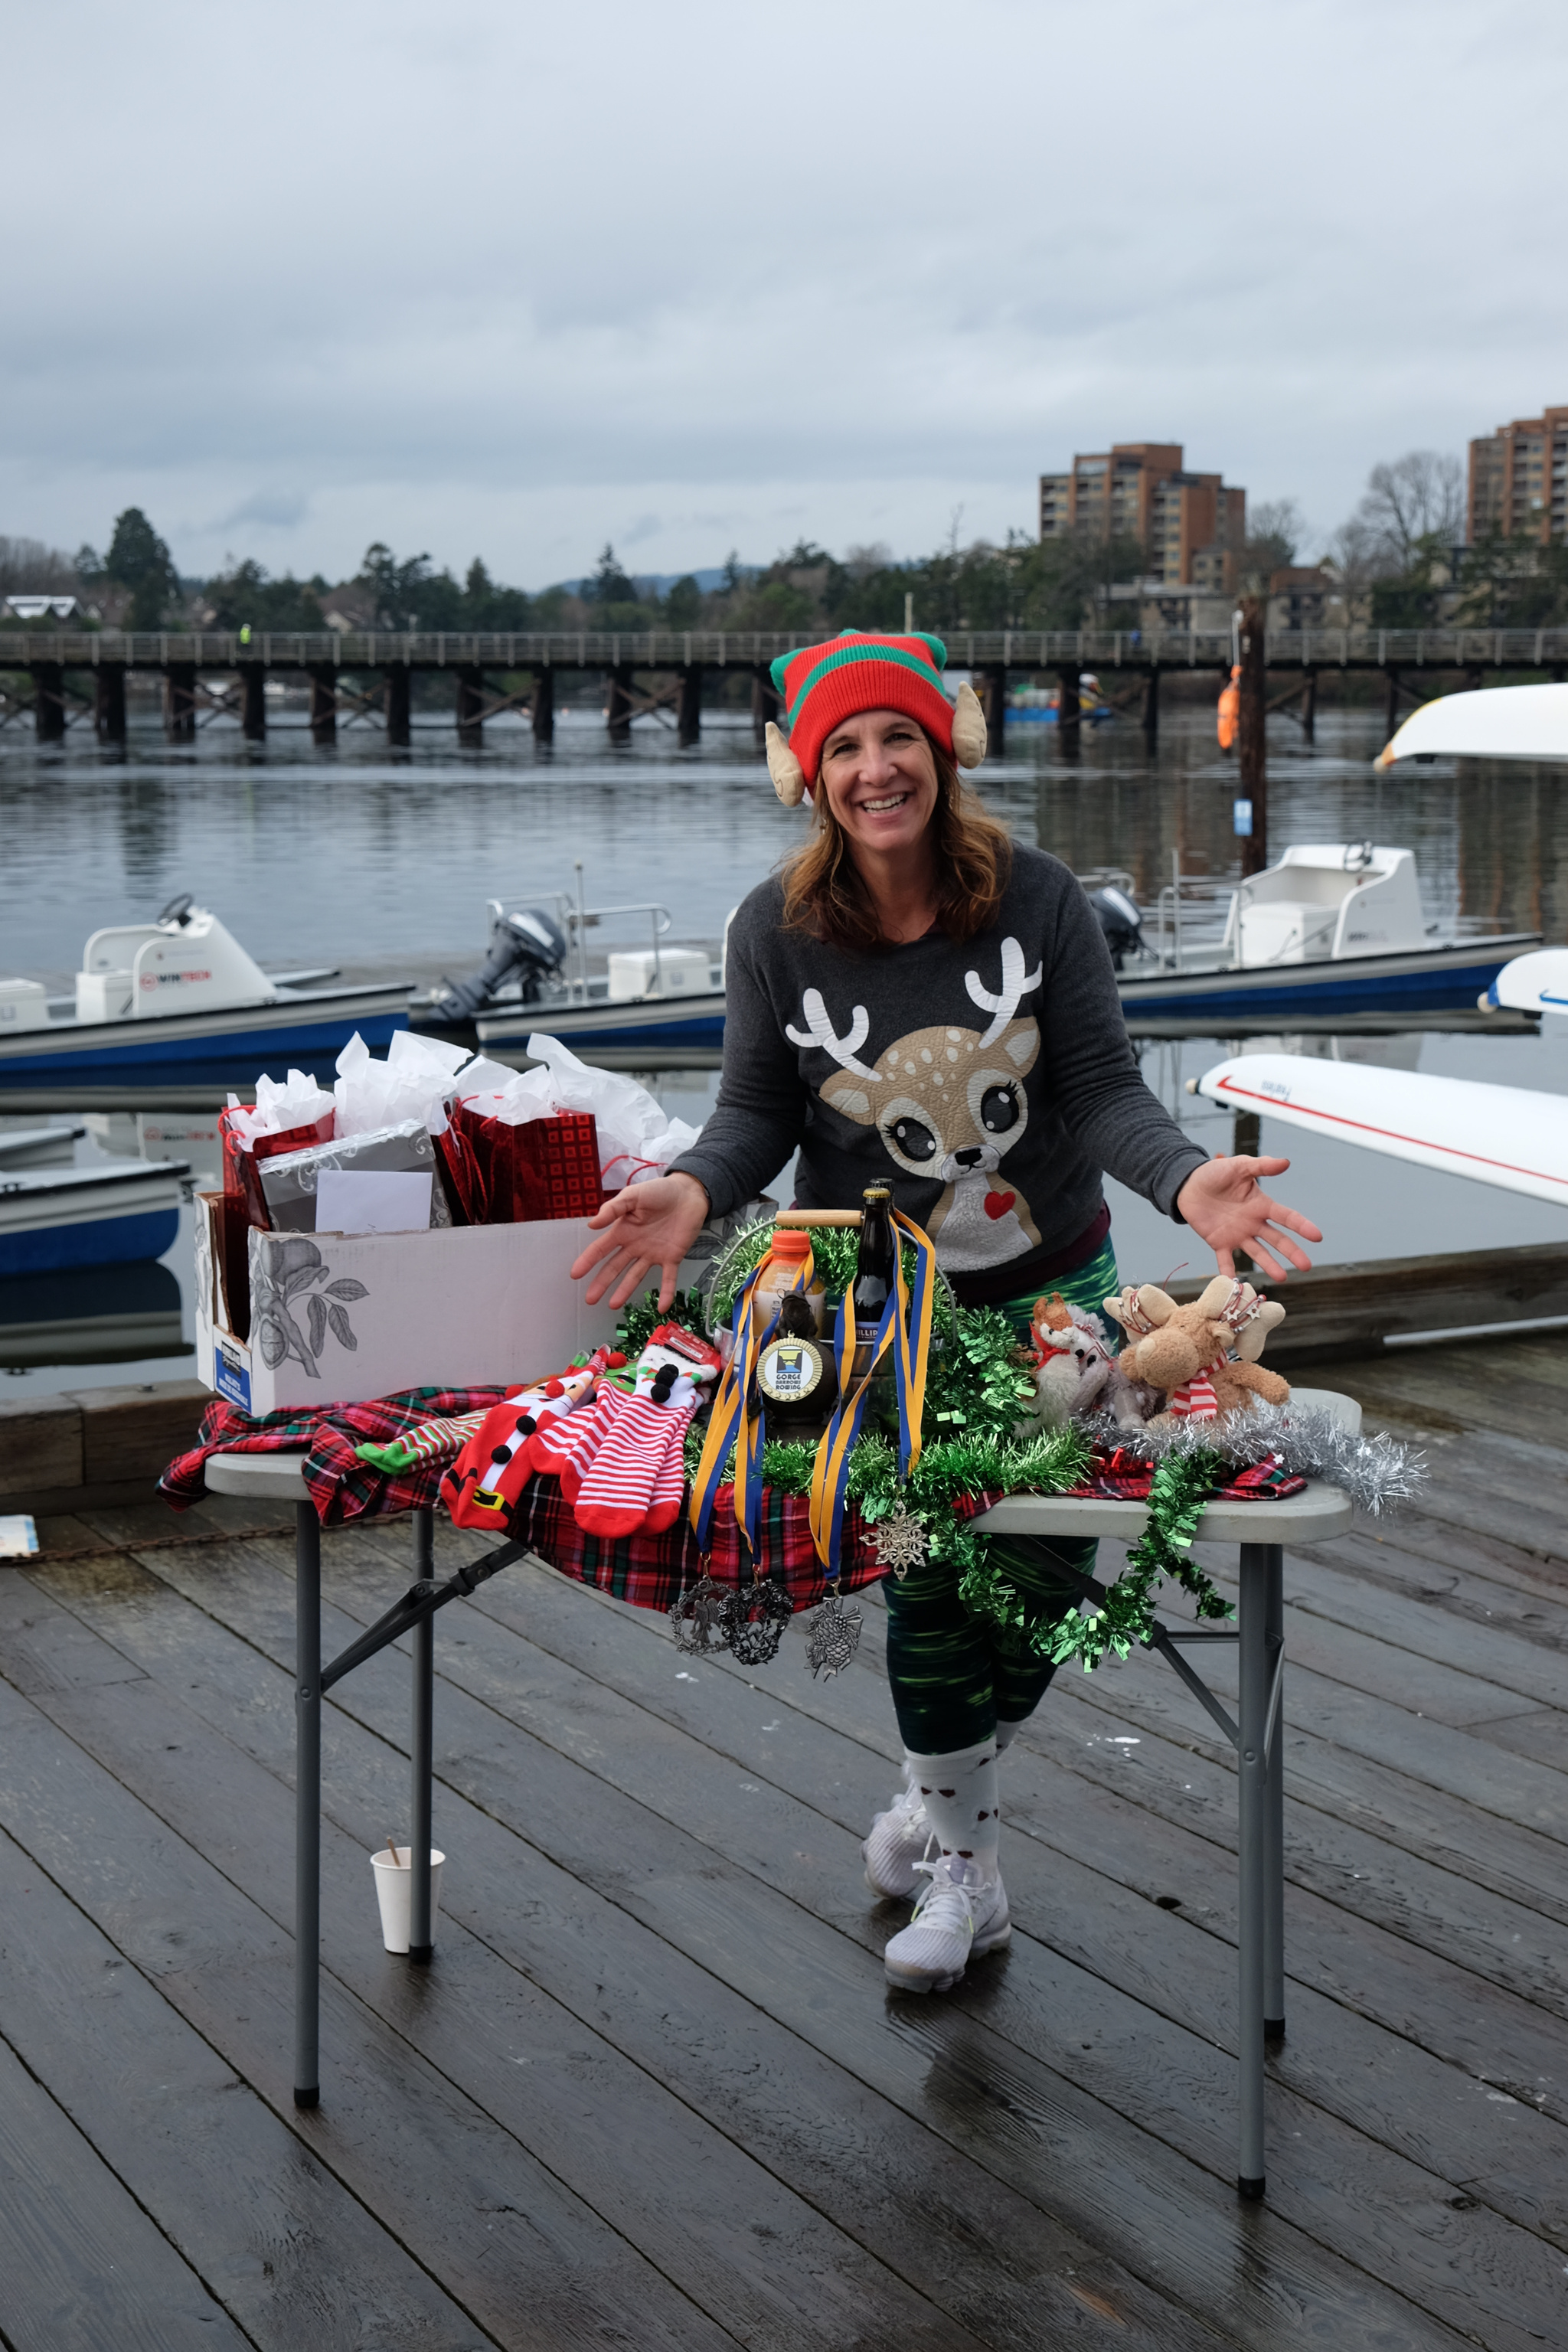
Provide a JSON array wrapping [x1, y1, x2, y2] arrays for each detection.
[[251, 1235, 369, 1380]]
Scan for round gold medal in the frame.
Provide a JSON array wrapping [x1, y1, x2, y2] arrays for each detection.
[[756, 1336, 825, 1406]]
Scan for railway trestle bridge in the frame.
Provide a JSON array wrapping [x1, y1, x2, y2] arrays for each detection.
[[4, 625, 1566, 751]]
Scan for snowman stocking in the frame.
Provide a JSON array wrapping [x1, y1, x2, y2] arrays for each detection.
[[572, 1324, 720, 1540]]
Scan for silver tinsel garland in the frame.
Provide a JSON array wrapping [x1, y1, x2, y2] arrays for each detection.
[[1082, 1401, 1426, 1517]]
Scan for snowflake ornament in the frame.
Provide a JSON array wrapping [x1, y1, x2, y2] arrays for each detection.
[[869, 1501, 929, 1579]]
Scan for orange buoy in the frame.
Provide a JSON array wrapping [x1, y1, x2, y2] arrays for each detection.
[[1217, 664, 1241, 752]]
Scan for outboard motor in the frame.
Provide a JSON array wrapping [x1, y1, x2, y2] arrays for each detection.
[[428, 906, 568, 1021], [1088, 884, 1143, 971]]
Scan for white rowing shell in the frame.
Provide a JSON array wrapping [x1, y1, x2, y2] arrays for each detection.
[[1197, 1053, 1568, 1207], [1485, 947, 1568, 1014], [1377, 680, 1568, 766]]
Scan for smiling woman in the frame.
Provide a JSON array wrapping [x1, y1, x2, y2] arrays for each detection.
[[569, 626, 1323, 1997]]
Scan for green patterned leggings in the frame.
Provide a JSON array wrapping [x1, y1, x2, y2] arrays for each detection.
[[883, 1236, 1118, 1756]]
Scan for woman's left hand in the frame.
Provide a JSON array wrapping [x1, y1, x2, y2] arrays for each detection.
[[1174, 1153, 1322, 1282]]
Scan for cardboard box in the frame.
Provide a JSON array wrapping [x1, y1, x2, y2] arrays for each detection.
[[193, 1191, 616, 1414]]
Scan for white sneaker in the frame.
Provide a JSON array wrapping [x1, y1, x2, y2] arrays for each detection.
[[863, 1763, 931, 1900], [883, 1855, 1011, 1993]]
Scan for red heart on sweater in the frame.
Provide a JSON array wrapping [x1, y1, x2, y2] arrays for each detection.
[[984, 1191, 1016, 1220]]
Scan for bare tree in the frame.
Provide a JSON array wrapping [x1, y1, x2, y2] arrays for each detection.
[[0, 536, 79, 595], [843, 541, 893, 582], [1357, 451, 1464, 567], [1237, 497, 1306, 591]]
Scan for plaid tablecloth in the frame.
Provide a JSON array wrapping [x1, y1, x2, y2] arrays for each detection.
[[158, 1388, 509, 1525]]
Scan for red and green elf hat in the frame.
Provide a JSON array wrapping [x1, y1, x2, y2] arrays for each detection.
[[763, 630, 988, 805]]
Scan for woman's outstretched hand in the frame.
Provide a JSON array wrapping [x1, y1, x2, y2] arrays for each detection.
[[1174, 1153, 1322, 1282], [570, 1171, 711, 1312]]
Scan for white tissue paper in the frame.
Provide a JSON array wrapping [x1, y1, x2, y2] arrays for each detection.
[[524, 1033, 701, 1186], [334, 1030, 475, 1139], [224, 1067, 335, 1147]]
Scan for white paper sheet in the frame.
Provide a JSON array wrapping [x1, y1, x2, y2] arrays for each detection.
[[315, 1169, 433, 1234]]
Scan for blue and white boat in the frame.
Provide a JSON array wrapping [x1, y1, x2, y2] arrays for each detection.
[[1111, 844, 1535, 1025], [0, 897, 410, 1082], [0, 1157, 190, 1277]]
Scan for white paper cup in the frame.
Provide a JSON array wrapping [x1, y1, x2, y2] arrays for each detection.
[[371, 1846, 445, 1953]]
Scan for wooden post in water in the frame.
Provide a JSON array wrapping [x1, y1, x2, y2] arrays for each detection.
[[1301, 668, 1317, 743], [384, 662, 410, 746], [94, 662, 126, 741], [165, 662, 197, 742], [1383, 667, 1400, 739], [677, 665, 702, 745], [238, 663, 266, 741], [1236, 596, 1267, 877], [1057, 664, 1081, 757], [1141, 666, 1160, 740], [607, 665, 635, 743], [305, 664, 337, 744], [456, 665, 484, 744], [532, 665, 555, 744]]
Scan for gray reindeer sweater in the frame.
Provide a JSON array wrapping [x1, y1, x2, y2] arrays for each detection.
[[670, 844, 1210, 1295]]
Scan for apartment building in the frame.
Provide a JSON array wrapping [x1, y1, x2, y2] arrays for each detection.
[[1468, 407, 1568, 544], [1038, 442, 1246, 588]]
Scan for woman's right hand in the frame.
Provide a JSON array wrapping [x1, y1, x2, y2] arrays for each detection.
[[570, 1171, 711, 1311]]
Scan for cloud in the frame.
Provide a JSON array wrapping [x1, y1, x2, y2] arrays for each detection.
[[0, 0, 1563, 585]]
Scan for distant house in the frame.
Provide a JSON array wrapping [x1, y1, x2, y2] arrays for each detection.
[[322, 586, 378, 632], [5, 594, 78, 621], [1268, 567, 1335, 629]]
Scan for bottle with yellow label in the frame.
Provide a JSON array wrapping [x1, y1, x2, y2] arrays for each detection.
[[755, 1292, 838, 1437]]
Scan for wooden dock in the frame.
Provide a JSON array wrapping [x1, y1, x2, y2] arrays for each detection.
[[1, 1327, 1564, 2349], [4, 621, 1566, 748]]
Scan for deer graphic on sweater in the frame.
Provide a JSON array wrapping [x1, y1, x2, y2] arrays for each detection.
[[786, 938, 1043, 1271]]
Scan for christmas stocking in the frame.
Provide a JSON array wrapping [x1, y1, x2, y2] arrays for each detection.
[[572, 1323, 720, 1540], [441, 1350, 621, 1529], [356, 1409, 489, 1476]]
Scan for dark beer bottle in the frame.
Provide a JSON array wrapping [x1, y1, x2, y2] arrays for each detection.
[[851, 1185, 899, 1426], [755, 1291, 838, 1436]]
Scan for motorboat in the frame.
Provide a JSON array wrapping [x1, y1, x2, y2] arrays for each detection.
[[1106, 844, 1536, 1024], [0, 1155, 190, 1277], [0, 896, 411, 1081], [1481, 947, 1568, 1021], [1008, 675, 1115, 725], [410, 887, 727, 1060], [0, 1124, 84, 1168]]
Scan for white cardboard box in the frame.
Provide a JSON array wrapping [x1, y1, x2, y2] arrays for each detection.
[[193, 1191, 616, 1414]]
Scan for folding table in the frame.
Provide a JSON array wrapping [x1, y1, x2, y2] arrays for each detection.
[[205, 1385, 1357, 2199], [975, 1385, 1358, 2198]]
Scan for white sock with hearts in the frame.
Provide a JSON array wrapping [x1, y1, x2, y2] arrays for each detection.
[[904, 1738, 1001, 1878]]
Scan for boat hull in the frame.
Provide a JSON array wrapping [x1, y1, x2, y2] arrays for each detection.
[[0, 1204, 181, 1277], [0, 985, 410, 1077], [1116, 936, 1538, 1020], [472, 991, 729, 1055], [0, 1162, 187, 1276]]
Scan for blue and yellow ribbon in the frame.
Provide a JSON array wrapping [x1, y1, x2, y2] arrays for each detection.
[[688, 1239, 817, 1557], [808, 1210, 935, 1579]]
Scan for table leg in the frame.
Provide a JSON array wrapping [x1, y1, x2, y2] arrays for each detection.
[[294, 1500, 322, 2108], [1236, 1540, 1270, 2198], [410, 1505, 435, 1965], [1264, 1544, 1285, 2043]]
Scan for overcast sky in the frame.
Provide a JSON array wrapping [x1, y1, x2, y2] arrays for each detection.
[[5, 0, 1563, 589]]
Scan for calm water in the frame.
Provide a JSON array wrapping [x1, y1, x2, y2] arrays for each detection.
[[5, 701, 1568, 1396]]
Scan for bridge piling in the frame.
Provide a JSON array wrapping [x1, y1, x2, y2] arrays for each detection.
[[1057, 665, 1081, 756], [93, 663, 126, 742], [1301, 669, 1317, 743], [384, 662, 410, 746], [306, 665, 337, 744], [1383, 668, 1400, 740], [978, 667, 1006, 757], [238, 663, 266, 741], [165, 662, 197, 742], [456, 665, 484, 745], [31, 663, 66, 741], [677, 665, 702, 746], [750, 667, 779, 749], [532, 666, 555, 744], [607, 666, 635, 742], [1141, 668, 1160, 740]]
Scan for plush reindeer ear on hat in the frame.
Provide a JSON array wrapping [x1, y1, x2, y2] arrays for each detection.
[[951, 679, 988, 769], [765, 720, 808, 807]]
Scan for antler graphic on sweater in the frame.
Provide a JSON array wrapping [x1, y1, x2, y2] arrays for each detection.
[[964, 938, 1043, 1048], [785, 988, 877, 1076]]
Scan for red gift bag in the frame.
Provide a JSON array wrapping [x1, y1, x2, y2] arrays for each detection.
[[436, 1105, 603, 1224], [220, 1105, 336, 1232]]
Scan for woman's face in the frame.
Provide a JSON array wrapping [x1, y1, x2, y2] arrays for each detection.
[[818, 708, 939, 859]]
